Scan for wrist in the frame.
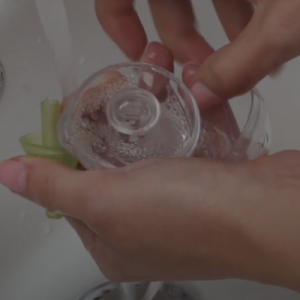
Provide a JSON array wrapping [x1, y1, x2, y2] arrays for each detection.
[[184, 160, 260, 281], [227, 155, 300, 292]]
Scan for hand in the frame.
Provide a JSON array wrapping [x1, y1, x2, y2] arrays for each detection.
[[95, 0, 300, 108], [3, 149, 300, 291], [0, 153, 255, 283]]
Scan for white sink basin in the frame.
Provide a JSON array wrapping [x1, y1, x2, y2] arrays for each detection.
[[0, 0, 300, 299]]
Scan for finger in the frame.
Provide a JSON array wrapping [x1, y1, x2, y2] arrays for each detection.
[[95, 0, 147, 61], [189, 0, 300, 108], [0, 157, 102, 220], [182, 62, 241, 142], [182, 62, 199, 85], [148, 0, 214, 64], [213, 0, 282, 86], [188, 18, 288, 109], [140, 41, 174, 72], [212, 0, 254, 41], [139, 42, 174, 102]]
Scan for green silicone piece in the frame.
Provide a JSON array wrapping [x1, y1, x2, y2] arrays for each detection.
[[19, 98, 79, 220], [46, 211, 65, 219], [19, 132, 78, 169], [41, 98, 62, 148]]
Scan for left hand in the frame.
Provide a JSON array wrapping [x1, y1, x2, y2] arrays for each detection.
[[4, 148, 300, 292], [0, 154, 253, 283]]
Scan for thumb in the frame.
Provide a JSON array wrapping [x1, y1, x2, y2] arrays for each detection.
[[189, 22, 285, 109], [0, 157, 98, 219]]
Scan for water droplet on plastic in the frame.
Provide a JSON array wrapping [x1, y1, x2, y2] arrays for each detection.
[[37, 36, 42, 43], [24, 60, 28, 65], [78, 56, 87, 65]]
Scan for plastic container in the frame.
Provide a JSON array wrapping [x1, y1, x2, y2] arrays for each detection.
[[58, 62, 271, 169]]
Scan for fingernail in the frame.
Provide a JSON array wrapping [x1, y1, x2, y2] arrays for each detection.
[[190, 82, 220, 109], [0, 160, 27, 193], [183, 62, 199, 77], [142, 42, 157, 61]]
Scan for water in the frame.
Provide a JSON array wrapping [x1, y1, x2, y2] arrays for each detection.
[[120, 283, 137, 300], [141, 282, 163, 300], [120, 282, 162, 300], [35, 0, 77, 99]]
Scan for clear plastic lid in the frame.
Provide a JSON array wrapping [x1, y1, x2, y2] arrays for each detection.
[[58, 62, 201, 169], [58, 62, 271, 169]]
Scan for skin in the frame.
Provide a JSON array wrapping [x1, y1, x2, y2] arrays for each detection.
[[1, 0, 300, 293], [1, 144, 300, 292], [95, 0, 300, 107]]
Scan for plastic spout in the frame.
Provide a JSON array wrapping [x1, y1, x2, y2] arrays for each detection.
[[19, 98, 78, 219]]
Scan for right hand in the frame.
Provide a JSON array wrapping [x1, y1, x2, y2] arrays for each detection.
[[95, 0, 300, 108]]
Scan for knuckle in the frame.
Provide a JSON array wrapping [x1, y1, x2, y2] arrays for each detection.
[[201, 59, 252, 99]]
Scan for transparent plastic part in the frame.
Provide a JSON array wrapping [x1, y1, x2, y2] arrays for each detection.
[[58, 62, 201, 169], [59, 62, 271, 170]]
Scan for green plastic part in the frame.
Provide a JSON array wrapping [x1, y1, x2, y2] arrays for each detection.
[[19, 132, 78, 169], [46, 210, 65, 219], [19, 98, 79, 219], [41, 98, 61, 148]]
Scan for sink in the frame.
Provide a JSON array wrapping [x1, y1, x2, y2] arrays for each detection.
[[0, 0, 300, 299]]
